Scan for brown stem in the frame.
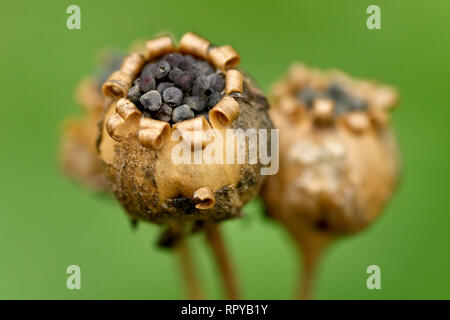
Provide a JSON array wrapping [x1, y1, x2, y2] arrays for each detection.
[[176, 237, 203, 300], [295, 232, 332, 300], [204, 223, 240, 300]]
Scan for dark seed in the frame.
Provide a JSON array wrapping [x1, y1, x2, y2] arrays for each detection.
[[183, 96, 206, 112], [163, 53, 184, 68], [184, 55, 197, 65], [207, 73, 225, 93], [334, 101, 347, 115], [140, 90, 162, 112], [192, 75, 210, 96], [297, 87, 317, 108], [141, 62, 156, 74], [156, 82, 174, 94], [174, 72, 195, 92], [178, 59, 194, 72], [328, 83, 348, 100], [134, 77, 141, 87], [194, 60, 214, 76], [207, 92, 224, 109], [140, 72, 156, 93], [348, 97, 368, 111], [127, 85, 141, 104], [151, 61, 171, 79], [172, 104, 194, 123], [162, 87, 184, 106], [168, 68, 183, 82], [153, 104, 172, 122]]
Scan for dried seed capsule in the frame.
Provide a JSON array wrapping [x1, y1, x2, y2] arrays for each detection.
[[162, 87, 183, 106], [140, 90, 162, 112], [172, 104, 194, 123], [97, 33, 273, 229], [261, 63, 400, 299]]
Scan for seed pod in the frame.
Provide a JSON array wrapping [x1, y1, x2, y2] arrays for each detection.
[[97, 33, 273, 232], [261, 63, 401, 299], [60, 50, 124, 192]]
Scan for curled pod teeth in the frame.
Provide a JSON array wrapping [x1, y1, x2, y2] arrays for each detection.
[[106, 113, 125, 142], [120, 53, 146, 77], [138, 118, 171, 150], [312, 98, 334, 125], [145, 36, 175, 61], [372, 85, 399, 110], [341, 111, 371, 133], [225, 70, 244, 95], [116, 98, 142, 121], [172, 116, 213, 150], [102, 70, 133, 99], [179, 32, 210, 59], [369, 107, 390, 127], [208, 46, 241, 71], [105, 98, 142, 142], [103, 54, 145, 99], [209, 95, 240, 128], [194, 187, 215, 210]]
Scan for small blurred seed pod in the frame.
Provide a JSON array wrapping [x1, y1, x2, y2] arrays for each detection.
[[60, 50, 123, 192], [98, 32, 273, 235], [261, 63, 401, 299]]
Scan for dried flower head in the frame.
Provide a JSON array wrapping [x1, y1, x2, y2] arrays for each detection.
[[98, 33, 273, 241], [261, 63, 401, 298]]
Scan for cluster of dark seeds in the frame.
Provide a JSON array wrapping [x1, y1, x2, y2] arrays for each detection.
[[127, 53, 226, 124], [296, 83, 368, 115]]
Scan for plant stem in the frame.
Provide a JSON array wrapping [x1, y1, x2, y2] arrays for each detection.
[[295, 232, 331, 300], [204, 223, 240, 300], [176, 237, 203, 300]]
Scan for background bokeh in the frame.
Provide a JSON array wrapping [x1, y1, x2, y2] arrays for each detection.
[[1, 0, 449, 299]]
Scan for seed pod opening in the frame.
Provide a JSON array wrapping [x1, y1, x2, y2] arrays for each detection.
[[97, 33, 273, 231]]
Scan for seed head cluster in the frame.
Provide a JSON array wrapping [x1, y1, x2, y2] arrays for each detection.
[[296, 83, 368, 115], [127, 53, 226, 124]]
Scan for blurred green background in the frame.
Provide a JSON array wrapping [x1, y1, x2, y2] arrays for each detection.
[[1, 0, 449, 299]]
